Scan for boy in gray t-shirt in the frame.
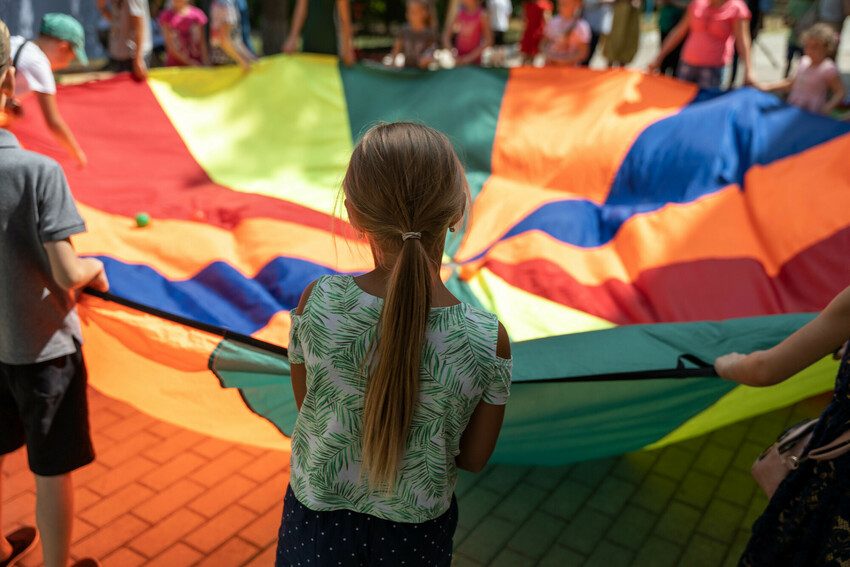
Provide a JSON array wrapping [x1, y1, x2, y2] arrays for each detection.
[[0, 19, 109, 567]]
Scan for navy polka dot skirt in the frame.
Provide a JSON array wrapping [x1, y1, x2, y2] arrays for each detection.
[[276, 484, 458, 566]]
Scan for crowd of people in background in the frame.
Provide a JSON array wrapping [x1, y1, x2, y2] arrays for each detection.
[[3, 0, 848, 169]]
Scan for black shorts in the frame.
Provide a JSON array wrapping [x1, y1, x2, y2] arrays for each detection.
[[493, 31, 507, 46], [276, 485, 458, 566], [0, 344, 95, 476]]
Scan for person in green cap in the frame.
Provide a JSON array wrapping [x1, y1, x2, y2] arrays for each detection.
[[283, 0, 356, 65], [7, 13, 88, 167]]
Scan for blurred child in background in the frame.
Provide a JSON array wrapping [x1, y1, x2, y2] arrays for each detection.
[[390, 0, 438, 68], [488, 0, 513, 65], [159, 0, 209, 66], [209, 0, 257, 70], [443, 0, 494, 65], [543, 0, 591, 65], [520, 0, 553, 64], [760, 24, 845, 114]]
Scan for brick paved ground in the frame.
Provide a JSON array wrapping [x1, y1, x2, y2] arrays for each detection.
[[0, 387, 830, 566], [452, 393, 830, 567]]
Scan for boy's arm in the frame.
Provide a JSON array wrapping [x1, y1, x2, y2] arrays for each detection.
[[35, 93, 87, 167], [43, 240, 109, 293], [716, 286, 850, 386], [284, 0, 308, 53]]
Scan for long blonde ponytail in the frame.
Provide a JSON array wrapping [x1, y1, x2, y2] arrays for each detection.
[[343, 123, 468, 489]]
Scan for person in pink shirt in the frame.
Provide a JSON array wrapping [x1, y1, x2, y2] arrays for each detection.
[[443, 0, 493, 65], [158, 0, 208, 66], [650, 0, 755, 89], [761, 24, 845, 114], [543, 0, 591, 65]]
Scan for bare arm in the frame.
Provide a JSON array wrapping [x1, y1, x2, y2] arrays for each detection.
[[284, 0, 308, 53], [716, 286, 850, 386], [389, 37, 402, 65], [163, 26, 196, 66], [650, 12, 691, 69], [822, 72, 846, 113], [43, 240, 109, 293], [456, 323, 510, 472], [442, 14, 456, 49], [35, 93, 86, 167], [217, 23, 252, 70], [337, 0, 356, 65], [733, 17, 755, 84], [130, 14, 148, 80], [290, 280, 318, 411], [760, 77, 794, 93]]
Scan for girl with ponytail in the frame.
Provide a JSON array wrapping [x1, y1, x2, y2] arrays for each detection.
[[276, 122, 512, 566]]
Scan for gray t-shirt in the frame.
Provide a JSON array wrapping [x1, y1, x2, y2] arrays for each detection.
[[109, 0, 153, 61], [0, 129, 86, 364]]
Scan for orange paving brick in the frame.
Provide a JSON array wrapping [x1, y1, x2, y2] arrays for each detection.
[[74, 486, 102, 512], [72, 517, 97, 545], [97, 430, 161, 468], [130, 508, 206, 558], [2, 468, 35, 500], [147, 420, 183, 439], [101, 412, 157, 442], [241, 451, 289, 483], [192, 437, 233, 460], [3, 491, 35, 525], [87, 456, 158, 496], [240, 472, 288, 515], [134, 479, 207, 524], [240, 503, 283, 548], [139, 452, 207, 491], [196, 538, 259, 567], [80, 483, 156, 527], [88, 408, 123, 432], [144, 429, 206, 464], [93, 394, 138, 417], [101, 546, 146, 567], [150, 542, 204, 567], [2, 449, 28, 473], [73, 461, 110, 488], [245, 544, 277, 567], [185, 505, 256, 553], [191, 448, 255, 487], [73, 513, 148, 559], [189, 475, 256, 518]]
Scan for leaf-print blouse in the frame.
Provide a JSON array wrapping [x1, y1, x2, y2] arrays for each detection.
[[288, 275, 512, 523]]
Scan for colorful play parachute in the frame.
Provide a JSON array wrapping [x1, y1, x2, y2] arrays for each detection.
[[13, 55, 850, 464]]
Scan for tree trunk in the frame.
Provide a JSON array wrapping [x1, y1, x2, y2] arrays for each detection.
[[260, 0, 288, 56]]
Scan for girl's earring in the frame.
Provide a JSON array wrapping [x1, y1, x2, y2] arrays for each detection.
[[449, 226, 456, 233]]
